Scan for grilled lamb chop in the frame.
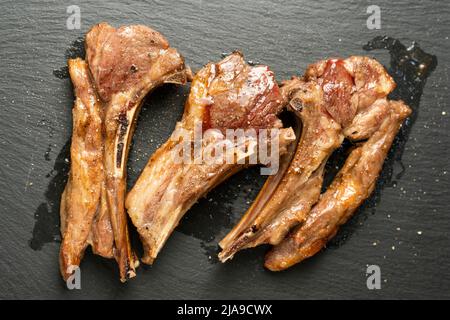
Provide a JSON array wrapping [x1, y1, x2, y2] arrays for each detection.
[[85, 22, 188, 281], [219, 57, 410, 267], [60, 23, 188, 282], [60, 58, 105, 280], [126, 52, 296, 264], [265, 100, 411, 270]]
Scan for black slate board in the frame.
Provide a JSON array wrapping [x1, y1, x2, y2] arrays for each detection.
[[1, 0, 449, 299]]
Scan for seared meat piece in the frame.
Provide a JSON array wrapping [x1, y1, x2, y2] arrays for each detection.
[[219, 57, 409, 266], [60, 58, 104, 280], [126, 52, 296, 264], [60, 23, 188, 282], [85, 23, 188, 281], [219, 79, 343, 258], [265, 100, 411, 270]]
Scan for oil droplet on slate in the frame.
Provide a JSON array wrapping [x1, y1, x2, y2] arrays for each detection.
[[53, 67, 69, 79], [328, 36, 437, 248], [44, 144, 52, 161]]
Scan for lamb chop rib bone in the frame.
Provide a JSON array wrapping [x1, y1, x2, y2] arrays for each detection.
[[126, 52, 296, 265], [219, 57, 411, 267]]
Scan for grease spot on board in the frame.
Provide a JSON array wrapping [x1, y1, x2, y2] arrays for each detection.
[[177, 166, 266, 263], [53, 37, 85, 79], [33, 35, 84, 248], [44, 144, 52, 161], [29, 140, 70, 250]]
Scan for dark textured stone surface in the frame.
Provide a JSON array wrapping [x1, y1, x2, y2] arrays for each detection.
[[0, 0, 449, 299]]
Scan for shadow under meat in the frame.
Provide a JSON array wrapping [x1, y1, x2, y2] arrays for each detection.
[[29, 139, 70, 250]]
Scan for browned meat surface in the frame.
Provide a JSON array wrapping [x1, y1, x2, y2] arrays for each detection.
[[89, 186, 114, 258], [84, 22, 188, 281], [126, 52, 296, 265], [60, 58, 104, 280], [219, 56, 410, 268], [60, 23, 188, 282], [219, 79, 343, 259]]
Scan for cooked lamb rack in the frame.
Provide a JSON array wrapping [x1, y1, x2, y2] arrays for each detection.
[[125, 52, 296, 265], [219, 57, 411, 269]]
